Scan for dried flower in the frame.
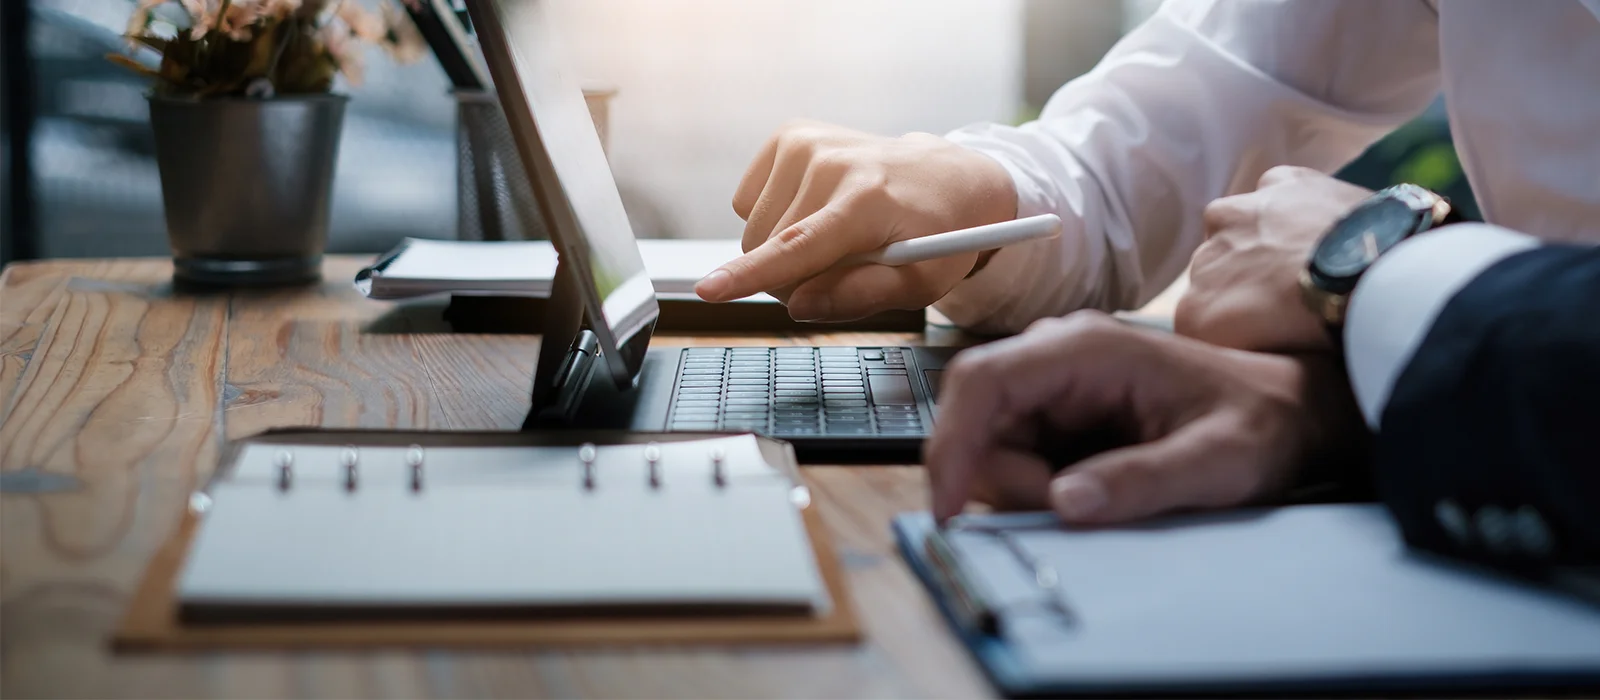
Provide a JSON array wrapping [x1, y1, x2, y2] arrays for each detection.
[[111, 0, 420, 97], [125, 0, 166, 38], [337, 1, 385, 43], [218, 0, 268, 41], [317, 17, 366, 87], [378, 1, 426, 64]]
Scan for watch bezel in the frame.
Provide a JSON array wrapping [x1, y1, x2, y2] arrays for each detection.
[[1306, 185, 1449, 295]]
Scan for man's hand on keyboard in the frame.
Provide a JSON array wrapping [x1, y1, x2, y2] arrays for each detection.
[[924, 311, 1368, 525], [693, 121, 1015, 322]]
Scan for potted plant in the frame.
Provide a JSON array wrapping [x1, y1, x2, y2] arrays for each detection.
[[112, 0, 423, 286]]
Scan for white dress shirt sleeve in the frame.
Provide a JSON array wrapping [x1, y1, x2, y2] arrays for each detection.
[[933, 0, 1444, 334], [1344, 223, 1541, 430]]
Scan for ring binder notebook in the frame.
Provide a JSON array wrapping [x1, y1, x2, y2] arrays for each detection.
[[116, 429, 858, 650]]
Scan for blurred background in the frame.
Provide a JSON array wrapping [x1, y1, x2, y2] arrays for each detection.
[[1, 0, 1475, 267]]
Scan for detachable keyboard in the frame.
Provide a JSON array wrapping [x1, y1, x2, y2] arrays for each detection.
[[666, 346, 926, 437]]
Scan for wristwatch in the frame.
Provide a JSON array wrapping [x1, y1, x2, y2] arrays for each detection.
[[1300, 184, 1459, 329]]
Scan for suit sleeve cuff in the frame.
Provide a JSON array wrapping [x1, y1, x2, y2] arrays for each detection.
[[1344, 223, 1540, 430]]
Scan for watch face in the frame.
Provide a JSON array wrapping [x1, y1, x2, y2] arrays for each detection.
[[1312, 197, 1417, 280]]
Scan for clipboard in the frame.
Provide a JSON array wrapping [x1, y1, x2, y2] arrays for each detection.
[[893, 507, 1600, 697], [115, 429, 860, 650]]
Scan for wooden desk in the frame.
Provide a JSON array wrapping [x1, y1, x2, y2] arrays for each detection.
[[0, 257, 995, 698]]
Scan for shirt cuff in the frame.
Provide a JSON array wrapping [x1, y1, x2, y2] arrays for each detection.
[[932, 236, 1049, 334], [1344, 223, 1540, 430], [929, 139, 1056, 333]]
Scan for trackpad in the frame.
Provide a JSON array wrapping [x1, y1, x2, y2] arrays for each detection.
[[867, 373, 915, 405]]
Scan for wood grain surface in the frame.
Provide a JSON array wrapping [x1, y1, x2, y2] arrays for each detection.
[[0, 257, 991, 699]]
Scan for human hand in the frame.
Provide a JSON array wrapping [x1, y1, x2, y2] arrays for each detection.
[[693, 121, 1016, 321], [925, 311, 1367, 524], [1176, 166, 1373, 352]]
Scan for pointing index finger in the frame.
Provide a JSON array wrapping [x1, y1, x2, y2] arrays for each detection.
[[696, 200, 871, 302]]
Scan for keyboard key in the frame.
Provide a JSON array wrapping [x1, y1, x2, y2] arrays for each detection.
[[775, 371, 816, 379], [727, 372, 770, 380], [672, 421, 719, 430], [877, 418, 922, 427], [677, 386, 721, 394], [775, 389, 817, 397], [725, 392, 768, 400], [728, 378, 768, 386], [725, 397, 770, 406], [823, 426, 872, 436], [874, 405, 918, 413], [773, 426, 819, 436], [825, 416, 869, 425], [724, 416, 771, 424], [673, 412, 720, 421], [678, 380, 722, 388], [868, 374, 916, 405], [824, 399, 869, 408], [776, 383, 818, 391], [674, 398, 721, 406], [861, 349, 884, 361], [818, 347, 856, 355], [686, 349, 726, 356]]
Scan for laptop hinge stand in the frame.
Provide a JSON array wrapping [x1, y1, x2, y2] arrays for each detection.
[[523, 253, 592, 430]]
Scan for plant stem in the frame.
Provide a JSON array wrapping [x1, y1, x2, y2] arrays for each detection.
[[264, 17, 296, 89]]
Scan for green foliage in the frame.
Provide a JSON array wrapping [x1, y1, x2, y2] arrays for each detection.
[[1391, 143, 1463, 193]]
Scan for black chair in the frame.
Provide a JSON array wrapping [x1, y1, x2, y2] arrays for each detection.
[[2, 0, 37, 265]]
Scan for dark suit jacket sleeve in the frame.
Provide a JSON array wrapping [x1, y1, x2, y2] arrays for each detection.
[[1345, 229, 1600, 576]]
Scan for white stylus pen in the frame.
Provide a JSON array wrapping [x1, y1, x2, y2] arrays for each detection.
[[841, 214, 1063, 267]]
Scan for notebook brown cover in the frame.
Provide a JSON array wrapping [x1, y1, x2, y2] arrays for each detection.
[[113, 429, 860, 650]]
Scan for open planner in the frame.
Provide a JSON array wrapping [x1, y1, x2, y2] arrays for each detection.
[[117, 430, 858, 649]]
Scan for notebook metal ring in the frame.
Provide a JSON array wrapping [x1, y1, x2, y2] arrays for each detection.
[[645, 442, 662, 489], [406, 444, 425, 492], [275, 450, 293, 492], [341, 446, 360, 492], [579, 442, 597, 491], [711, 446, 727, 488]]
